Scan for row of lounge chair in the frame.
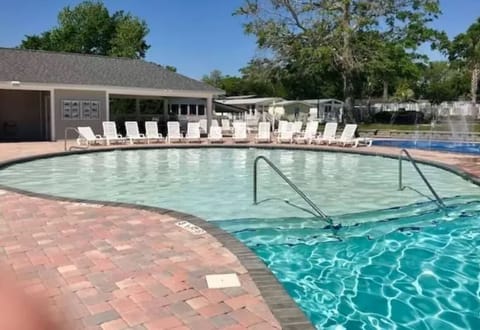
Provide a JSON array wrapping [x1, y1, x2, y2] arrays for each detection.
[[77, 121, 237, 145], [262, 121, 371, 147], [76, 120, 371, 147]]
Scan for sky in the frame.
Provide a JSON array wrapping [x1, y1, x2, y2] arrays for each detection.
[[0, 0, 479, 79]]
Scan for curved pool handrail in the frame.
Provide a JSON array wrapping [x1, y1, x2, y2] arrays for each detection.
[[398, 149, 446, 209], [253, 155, 333, 225]]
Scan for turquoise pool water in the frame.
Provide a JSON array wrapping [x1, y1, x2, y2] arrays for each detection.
[[0, 148, 479, 328], [220, 198, 480, 329]]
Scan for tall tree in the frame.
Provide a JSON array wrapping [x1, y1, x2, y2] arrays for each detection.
[[202, 70, 224, 88], [449, 18, 480, 107], [236, 0, 441, 121], [417, 61, 469, 104], [20, 1, 149, 59]]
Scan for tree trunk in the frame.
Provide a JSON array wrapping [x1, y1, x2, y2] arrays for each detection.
[[343, 72, 355, 123], [341, 0, 355, 123], [383, 81, 389, 102], [471, 64, 479, 104], [471, 64, 479, 118]]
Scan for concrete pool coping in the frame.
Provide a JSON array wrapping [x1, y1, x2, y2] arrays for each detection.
[[0, 142, 479, 329]]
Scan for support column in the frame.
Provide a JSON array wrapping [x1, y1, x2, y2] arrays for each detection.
[[135, 98, 141, 121], [105, 92, 110, 121], [206, 97, 213, 133], [50, 89, 55, 141], [163, 98, 169, 120]]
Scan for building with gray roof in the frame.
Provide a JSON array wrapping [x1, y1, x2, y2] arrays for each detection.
[[0, 48, 223, 141]]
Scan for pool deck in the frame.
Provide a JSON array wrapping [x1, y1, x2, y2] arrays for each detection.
[[0, 140, 479, 329]]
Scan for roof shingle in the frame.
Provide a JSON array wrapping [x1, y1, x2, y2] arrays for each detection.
[[0, 48, 222, 94]]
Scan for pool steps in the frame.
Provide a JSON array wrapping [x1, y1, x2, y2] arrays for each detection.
[[218, 196, 480, 246]]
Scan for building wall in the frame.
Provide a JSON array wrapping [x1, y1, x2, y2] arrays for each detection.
[[268, 103, 310, 121], [54, 89, 107, 139], [0, 89, 46, 141]]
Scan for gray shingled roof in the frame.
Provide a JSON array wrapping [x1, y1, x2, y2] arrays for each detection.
[[0, 48, 222, 93]]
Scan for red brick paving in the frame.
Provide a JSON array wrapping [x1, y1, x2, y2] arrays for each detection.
[[0, 190, 282, 329], [0, 140, 479, 329]]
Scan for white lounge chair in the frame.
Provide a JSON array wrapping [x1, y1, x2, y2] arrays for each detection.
[[211, 119, 219, 127], [221, 119, 232, 135], [233, 121, 249, 143], [186, 122, 201, 143], [199, 119, 208, 135], [102, 121, 126, 145], [125, 121, 148, 144], [246, 118, 259, 134], [330, 124, 358, 147], [208, 126, 224, 143], [77, 127, 105, 146], [355, 136, 373, 147], [294, 121, 319, 144], [277, 125, 293, 143], [314, 122, 338, 144], [292, 121, 303, 135], [277, 122, 293, 143], [255, 122, 271, 143], [145, 121, 164, 143], [276, 120, 288, 136], [167, 121, 183, 143]]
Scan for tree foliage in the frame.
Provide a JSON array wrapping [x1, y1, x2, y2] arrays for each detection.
[[20, 1, 149, 59], [416, 61, 469, 104], [449, 18, 480, 104], [236, 0, 442, 120]]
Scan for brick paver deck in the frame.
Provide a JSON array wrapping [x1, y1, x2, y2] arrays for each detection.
[[0, 140, 479, 329]]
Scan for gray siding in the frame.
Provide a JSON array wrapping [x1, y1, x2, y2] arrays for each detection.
[[54, 89, 107, 139]]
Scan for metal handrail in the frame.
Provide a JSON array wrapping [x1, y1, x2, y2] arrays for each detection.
[[253, 155, 332, 224], [64, 127, 89, 151], [399, 149, 446, 209]]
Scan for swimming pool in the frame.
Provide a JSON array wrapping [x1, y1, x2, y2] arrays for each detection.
[[373, 139, 480, 155], [0, 148, 479, 329]]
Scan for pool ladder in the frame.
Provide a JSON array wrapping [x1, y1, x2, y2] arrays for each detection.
[[398, 149, 446, 209], [253, 155, 333, 225]]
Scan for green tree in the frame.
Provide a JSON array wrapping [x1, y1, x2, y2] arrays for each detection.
[[449, 18, 480, 105], [362, 33, 423, 101], [202, 69, 224, 88], [393, 81, 415, 102], [20, 1, 149, 59], [165, 65, 177, 72], [239, 59, 288, 97], [417, 61, 469, 104], [236, 0, 441, 121]]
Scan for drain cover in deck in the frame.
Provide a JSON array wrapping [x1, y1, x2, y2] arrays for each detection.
[[206, 273, 241, 289]]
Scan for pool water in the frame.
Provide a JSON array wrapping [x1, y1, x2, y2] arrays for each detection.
[[220, 197, 480, 329], [373, 139, 480, 155], [0, 148, 477, 220], [0, 148, 479, 329]]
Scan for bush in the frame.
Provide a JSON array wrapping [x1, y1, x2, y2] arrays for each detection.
[[373, 111, 424, 125]]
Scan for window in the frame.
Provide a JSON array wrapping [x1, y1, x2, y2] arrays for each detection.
[[189, 104, 197, 115], [171, 104, 179, 114], [180, 104, 188, 115], [141, 99, 164, 114], [198, 105, 205, 116]]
